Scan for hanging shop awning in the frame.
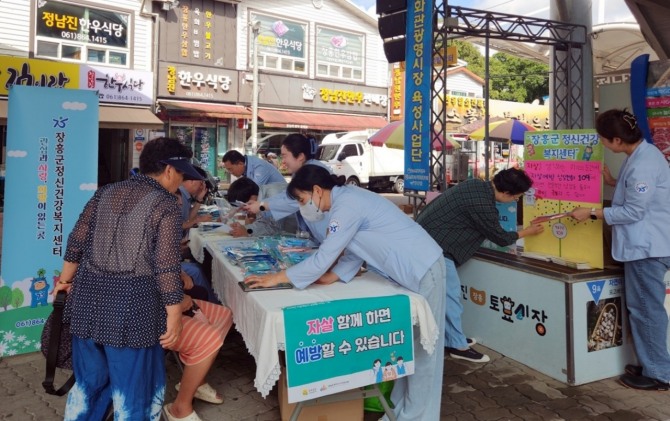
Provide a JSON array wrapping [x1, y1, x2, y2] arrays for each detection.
[[258, 108, 388, 131], [0, 101, 163, 129], [159, 100, 252, 119], [99, 106, 165, 130]]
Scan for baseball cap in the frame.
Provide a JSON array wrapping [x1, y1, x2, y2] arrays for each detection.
[[160, 156, 205, 181]]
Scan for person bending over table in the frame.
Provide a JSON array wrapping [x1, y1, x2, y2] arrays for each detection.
[[226, 178, 297, 237], [416, 168, 544, 363], [53, 137, 204, 420], [243, 165, 447, 421], [244, 134, 331, 242], [221, 149, 286, 186]]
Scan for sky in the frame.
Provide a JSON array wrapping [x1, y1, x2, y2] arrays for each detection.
[[349, 0, 636, 25]]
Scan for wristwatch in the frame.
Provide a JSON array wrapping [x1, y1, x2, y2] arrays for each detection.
[[590, 208, 597, 220], [259, 202, 266, 212]]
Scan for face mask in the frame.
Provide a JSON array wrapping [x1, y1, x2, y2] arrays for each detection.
[[299, 192, 324, 222]]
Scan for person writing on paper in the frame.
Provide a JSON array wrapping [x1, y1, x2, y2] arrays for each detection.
[[416, 168, 544, 363], [244, 134, 331, 242], [571, 109, 670, 391], [243, 165, 447, 421], [225, 177, 297, 237], [52, 137, 204, 420]]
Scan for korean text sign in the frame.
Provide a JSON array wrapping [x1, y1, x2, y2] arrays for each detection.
[[522, 129, 604, 269], [283, 296, 414, 403], [0, 86, 98, 357], [403, 0, 434, 191]]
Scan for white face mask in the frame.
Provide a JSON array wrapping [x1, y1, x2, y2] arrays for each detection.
[[299, 192, 324, 222]]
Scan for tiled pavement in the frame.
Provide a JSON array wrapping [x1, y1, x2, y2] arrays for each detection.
[[2, 328, 669, 421]]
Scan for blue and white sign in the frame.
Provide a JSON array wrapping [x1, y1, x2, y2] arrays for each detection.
[[403, 0, 434, 191], [0, 86, 98, 357]]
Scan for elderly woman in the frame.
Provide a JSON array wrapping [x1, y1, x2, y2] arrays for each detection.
[[53, 137, 203, 420]]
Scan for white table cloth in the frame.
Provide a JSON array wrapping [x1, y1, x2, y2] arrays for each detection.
[[200, 235, 438, 398]]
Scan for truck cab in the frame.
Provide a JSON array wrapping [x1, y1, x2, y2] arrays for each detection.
[[318, 130, 405, 193]]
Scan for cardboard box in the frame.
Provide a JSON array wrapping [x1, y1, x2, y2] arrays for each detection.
[[278, 372, 364, 421]]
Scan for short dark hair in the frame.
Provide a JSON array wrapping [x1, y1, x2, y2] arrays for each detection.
[[492, 168, 533, 195], [222, 150, 245, 164], [139, 137, 193, 176], [287, 165, 345, 199], [227, 177, 259, 203], [595, 108, 643, 144], [282, 134, 317, 160]]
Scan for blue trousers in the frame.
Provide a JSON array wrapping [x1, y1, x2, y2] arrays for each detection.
[[182, 261, 219, 303], [624, 257, 670, 383], [444, 257, 468, 349], [385, 258, 446, 421], [64, 336, 166, 421]]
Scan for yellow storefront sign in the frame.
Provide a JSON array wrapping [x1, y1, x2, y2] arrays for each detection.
[[0, 57, 80, 96]]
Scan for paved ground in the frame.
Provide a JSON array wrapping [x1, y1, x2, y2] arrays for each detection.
[[2, 328, 669, 421]]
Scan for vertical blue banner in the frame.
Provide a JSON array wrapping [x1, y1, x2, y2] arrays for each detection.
[[404, 0, 434, 191], [283, 296, 414, 403], [0, 86, 98, 357]]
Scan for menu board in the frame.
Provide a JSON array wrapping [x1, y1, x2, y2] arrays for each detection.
[[522, 130, 604, 269]]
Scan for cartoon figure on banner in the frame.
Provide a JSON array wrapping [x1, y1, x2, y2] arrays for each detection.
[[383, 362, 397, 381], [50, 269, 61, 294], [396, 356, 406, 375], [29, 268, 49, 307], [372, 359, 383, 383]]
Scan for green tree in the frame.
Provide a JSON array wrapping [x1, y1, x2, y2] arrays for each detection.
[[11, 288, 24, 309], [488, 52, 549, 103], [0, 285, 11, 311], [448, 40, 550, 103]]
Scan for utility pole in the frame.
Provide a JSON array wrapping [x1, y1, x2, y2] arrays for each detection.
[[249, 20, 261, 156]]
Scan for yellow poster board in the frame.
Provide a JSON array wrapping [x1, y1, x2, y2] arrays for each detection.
[[522, 130, 604, 269]]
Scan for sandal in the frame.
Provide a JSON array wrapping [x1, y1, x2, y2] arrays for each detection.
[[162, 403, 203, 421], [175, 382, 224, 404]]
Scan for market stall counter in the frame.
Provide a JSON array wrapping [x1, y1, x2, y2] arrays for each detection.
[[458, 248, 633, 385]]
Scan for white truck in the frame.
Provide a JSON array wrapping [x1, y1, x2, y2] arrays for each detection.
[[317, 130, 406, 193]]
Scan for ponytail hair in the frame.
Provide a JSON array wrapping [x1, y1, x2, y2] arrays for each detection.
[[282, 133, 317, 160], [288, 165, 345, 199]]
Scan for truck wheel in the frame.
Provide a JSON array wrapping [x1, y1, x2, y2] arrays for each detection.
[[346, 176, 360, 187], [393, 177, 404, 194]]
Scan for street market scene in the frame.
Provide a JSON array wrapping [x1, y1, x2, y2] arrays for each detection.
[[1, 0, 670, 420]]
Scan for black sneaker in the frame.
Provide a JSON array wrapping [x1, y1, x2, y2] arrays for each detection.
[[625, 364, 643, 376], [446, 347, 490, 363], [467, 338, 477, 346]]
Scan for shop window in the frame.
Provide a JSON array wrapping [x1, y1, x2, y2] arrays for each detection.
[[36, 40, 59, 58], [109, 51, 127, 66], [88, 48, 106, 62], [62, 45, 82, 60]]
